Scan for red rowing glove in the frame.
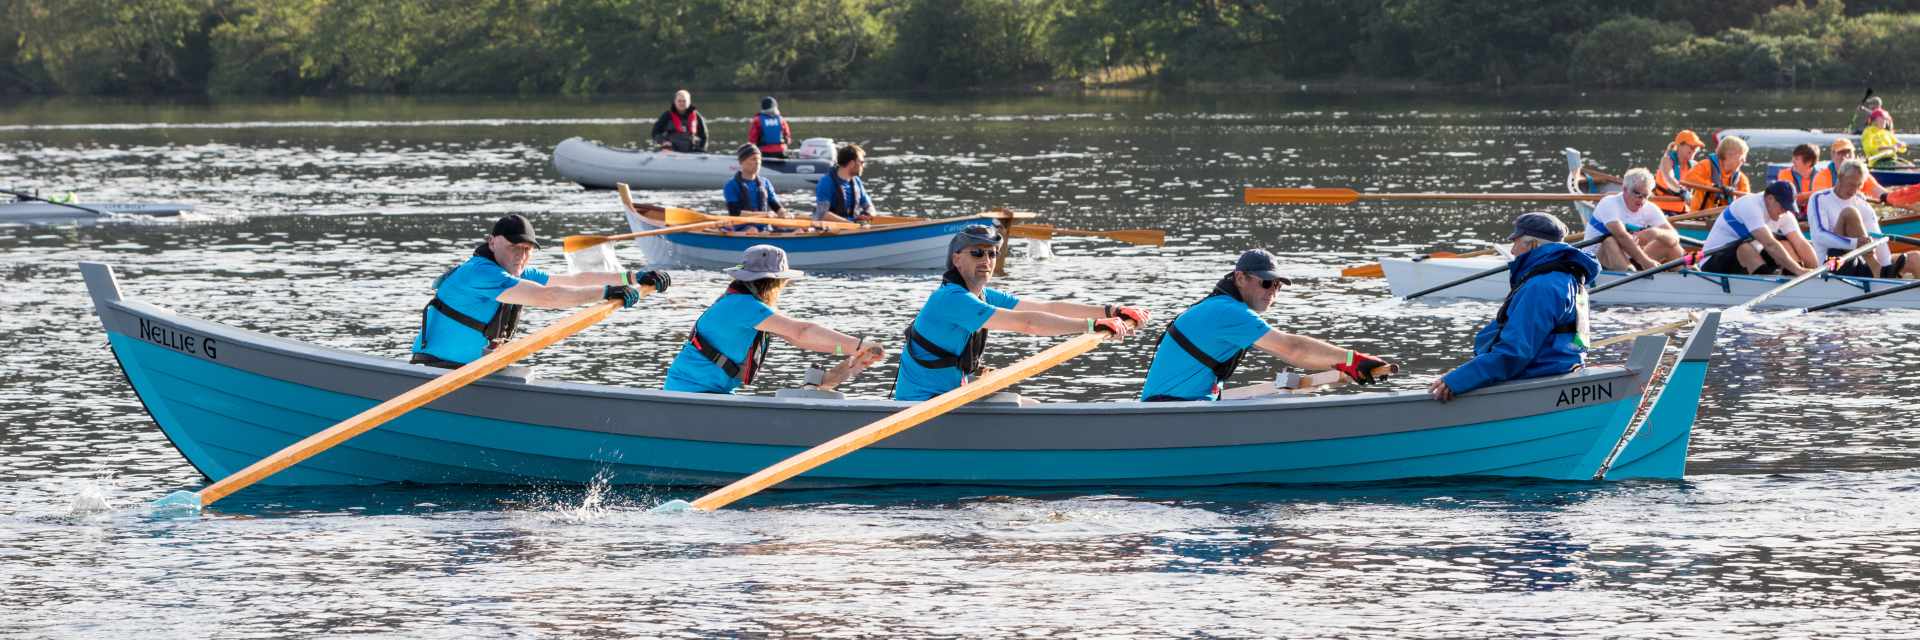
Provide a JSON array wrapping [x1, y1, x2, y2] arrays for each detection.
[[1105, 304, 1149, 326], [1334, 351, 1392, 385], [1091, 317, 1128, 335]]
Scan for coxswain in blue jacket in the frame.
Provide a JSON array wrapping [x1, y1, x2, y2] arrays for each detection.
[[1430, 213, 1597, 402], [1139, 249, 1394, 401], [723, 144, 785, 232], [892, 225, 1146, 401], [663, 245, 886, 394], [814, 144, 875, 224], [748, 96, 792, 158], [410, 215, 669, 368], [650, 89, 708, 152]]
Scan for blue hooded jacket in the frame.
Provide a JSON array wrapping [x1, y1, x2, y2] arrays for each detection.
[[1440, 242, 1598, 396]]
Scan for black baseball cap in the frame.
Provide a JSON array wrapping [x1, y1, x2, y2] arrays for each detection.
[[491, 214, 541, 248], [1234, 249, 1292, 285], [1764, 180, 1801, 215]]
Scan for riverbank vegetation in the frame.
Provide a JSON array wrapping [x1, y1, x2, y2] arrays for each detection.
[[3, 0, 1918, 96]]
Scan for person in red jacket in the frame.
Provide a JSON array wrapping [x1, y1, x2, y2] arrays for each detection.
[[748, 96, 792, 158]]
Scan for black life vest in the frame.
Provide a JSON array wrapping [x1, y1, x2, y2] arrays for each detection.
[[1488, 257, 1589, 352], [1143, 274, 1252, 401], [686, 282, 773, 384], [413, 244, 524, 362], [825, 172, 867, 217], [902, 268, 989, 378]]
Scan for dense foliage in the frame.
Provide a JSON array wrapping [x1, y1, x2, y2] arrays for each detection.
[[5, 0, 1920, 96]]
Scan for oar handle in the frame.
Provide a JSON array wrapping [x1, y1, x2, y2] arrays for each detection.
[[1590, 242, 1736, 295], [686, 320, 1136, 511], [191, 294, 644, 507]]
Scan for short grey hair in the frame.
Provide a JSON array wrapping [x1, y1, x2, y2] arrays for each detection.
[[1515, 235, 1548, 251], [1622, 168, 1655, 193], [1837, 158, 1869, 181]]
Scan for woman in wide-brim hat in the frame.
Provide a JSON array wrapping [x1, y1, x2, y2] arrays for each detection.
[[664, 245, 886, 394]]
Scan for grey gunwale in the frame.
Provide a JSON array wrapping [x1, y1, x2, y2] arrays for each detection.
[[83, 262, 1670, 452]]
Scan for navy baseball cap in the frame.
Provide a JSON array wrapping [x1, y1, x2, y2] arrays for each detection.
[[491, 214, 541, 248], [1234, 249, 1292, 285], [1764, 180, 1801, 214], [1505, 212, 1568, 243]]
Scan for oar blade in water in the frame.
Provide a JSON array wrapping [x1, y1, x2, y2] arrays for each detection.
[[651, 499, 695, 513], [151, 490, 203, 514]]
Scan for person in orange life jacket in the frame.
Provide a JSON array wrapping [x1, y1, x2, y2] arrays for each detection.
[[1811, 139, 1894, 202], [663, 245, 886, 394], [748, 96, 793, 159], [1584, 169, 1683, 271], [650, 89, 708, 152], [814, 144, 875, 224], [1697, 182, 1818, 277], [723, 144, 789, 233], [1653, 129, 1704, 213], [1680, 135, 1750, 211], [1778, 143, 1820, 207], [1137, 250, 1394, 402], [1430, 213, 1596, 403], [891, 225, 1146, 401], [411, 215, 669, 368], [1806, 159, 1920, 279]]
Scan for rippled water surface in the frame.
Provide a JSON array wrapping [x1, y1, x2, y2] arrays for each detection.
[[3, 92, 1918, 637]]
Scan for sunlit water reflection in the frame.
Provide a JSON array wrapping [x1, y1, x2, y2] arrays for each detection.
[[2, 92, 1917, 636]]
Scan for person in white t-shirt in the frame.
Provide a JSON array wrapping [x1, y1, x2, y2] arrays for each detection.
[[1805, 159, 1920, 279], [1583, 168, 1683, 271], [1698, 181, 1818, 276]]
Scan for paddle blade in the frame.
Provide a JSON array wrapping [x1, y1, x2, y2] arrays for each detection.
[[150, 490, 203, 514], [562, 234, 611, 254], [1889, 184, 1920, 208], [1097, 229, 1166, 246], [651, 499, 695, 513], [1341, 263, 1386, 278], [663, 207, 710, 226], [1244, 188, 1360, 205], [565, 242, 623, 275]]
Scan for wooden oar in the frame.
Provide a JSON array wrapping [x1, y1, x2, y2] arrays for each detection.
[[1402, 236, 1606, 300], [1731, 238, 1888, 312], [1591, 314, 1697, 349], [1805, 277, 1920, 312], [1343, 206, 1727, 279], [1008, 224, 1165, 246], [0, 188, 110, 216], [1243, 188, 1682, 206], [655, 321, 1137, 513], [151, 294, 647, 512], [562, 221, 730, 253], [660, 206, 866, 231]]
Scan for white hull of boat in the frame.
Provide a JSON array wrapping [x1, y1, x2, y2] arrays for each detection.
[[1382, 256, 1920, 310], [0, 201, 193, 224], [552, 137, 828, 191], [1717, 128, 1920, 149]]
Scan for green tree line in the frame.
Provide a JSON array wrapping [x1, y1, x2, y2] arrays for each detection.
[[5, 0, 1920, 96]]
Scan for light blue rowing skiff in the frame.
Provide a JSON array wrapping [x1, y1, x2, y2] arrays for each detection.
[[82, 262, 1717, 491]]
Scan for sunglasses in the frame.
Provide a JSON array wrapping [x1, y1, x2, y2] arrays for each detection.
[[1627, 189, 1652, 198], [967, 247, 999, 259], [1254, 277, 1282, 289]]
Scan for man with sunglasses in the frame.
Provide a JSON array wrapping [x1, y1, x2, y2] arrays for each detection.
[[1429, 213, 1596, 403], [891, 225, 1146, 401], [1583, 168, 1682, 271], [1140, 249, 1393, 402]]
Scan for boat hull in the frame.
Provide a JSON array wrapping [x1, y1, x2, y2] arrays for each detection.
[[1718, 128, 1920, 149], [624, 208, 992, 270], [82, 262, 1705, 490], [0, 201, 192, 224], [552, 136, 827, 191]]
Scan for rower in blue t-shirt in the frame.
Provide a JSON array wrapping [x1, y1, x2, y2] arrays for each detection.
[[813, 143, 875, 224], [1139, 249, 1392, 401], [663, 245, 886, 394], [410, 214, 668, 368], [892, 225, 1147, 401]]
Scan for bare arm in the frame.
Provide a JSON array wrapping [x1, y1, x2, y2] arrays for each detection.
[[1753, 232, 1811, 276], [1012, 298, 1105, 320], [1251, 329, 1353, 370], [758, 313, 863, 354], [981, 308, 1098, 336], [545, 272, 624, 287], [1604, 220, 1658, 269], [495, 280, 605, 307]]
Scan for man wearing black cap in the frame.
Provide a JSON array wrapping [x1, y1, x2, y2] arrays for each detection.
[[1429, 213, 1597, 402], [1697, 180, 1817, 276], [409, 214, 670, 368], [891, 224, 1146, 401], [1139, 249, 1393, 402]]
